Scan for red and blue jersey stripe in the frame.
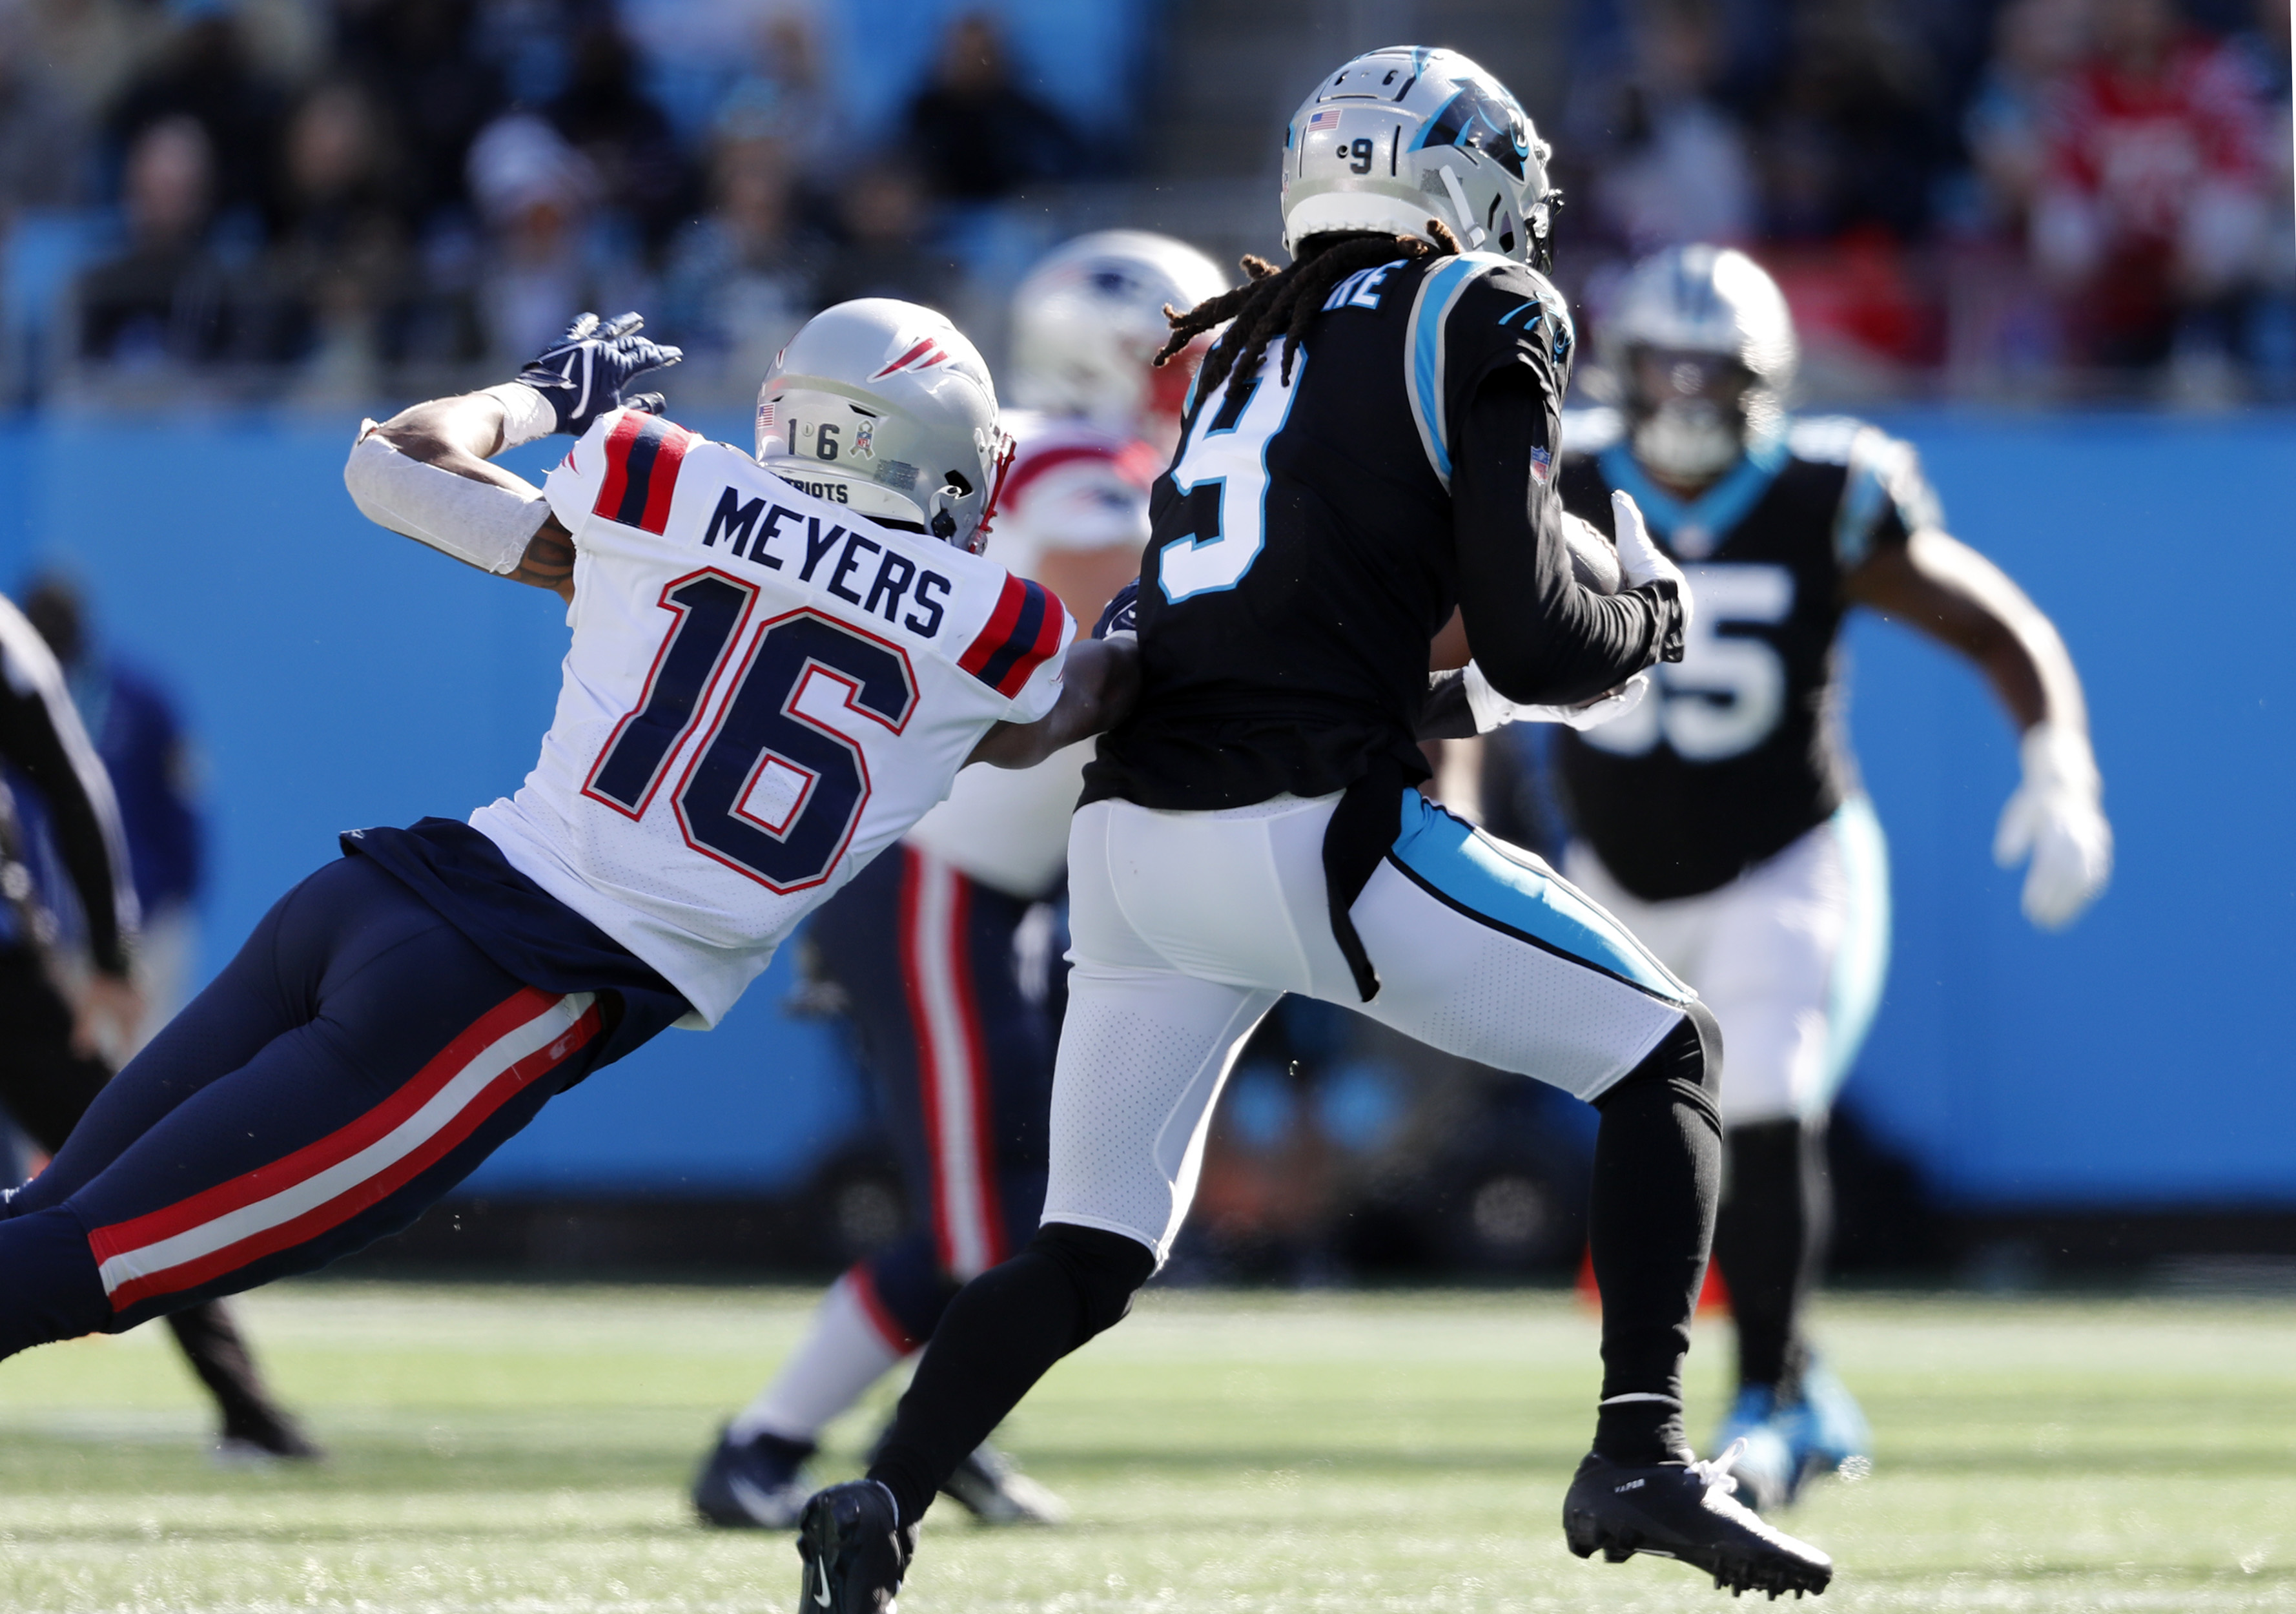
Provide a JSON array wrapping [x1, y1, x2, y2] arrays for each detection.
[[958, 575, 1065, 700], [592, 413, 699, 535]]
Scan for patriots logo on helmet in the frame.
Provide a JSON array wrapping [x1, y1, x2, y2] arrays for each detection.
[[870, 337, 952, 380]]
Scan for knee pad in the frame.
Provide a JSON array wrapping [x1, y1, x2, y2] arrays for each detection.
[[1595, 1002, 1723, 1133], [1031, 1221, 1156, 1342]]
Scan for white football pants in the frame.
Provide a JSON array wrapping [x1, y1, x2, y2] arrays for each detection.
[[1564, 797, 1891, 1128], [1043, 789, 1699, 1262]]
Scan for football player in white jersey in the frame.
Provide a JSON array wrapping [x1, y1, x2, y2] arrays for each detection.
[[690, 232, 1227, 1532], [0, 304, 1136, 1376]]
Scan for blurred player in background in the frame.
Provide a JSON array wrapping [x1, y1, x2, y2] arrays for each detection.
[[21, 575, 206, 1040], [1553, 244, 2112, 1509], [690, 231, 1225, 1531], [0, 588, 313, 1460], [801, 48, 1836, 1606], [0, 305, 1138, 1381]]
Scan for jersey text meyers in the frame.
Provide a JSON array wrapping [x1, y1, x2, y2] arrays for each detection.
[[469, 409, 1073, 1026]]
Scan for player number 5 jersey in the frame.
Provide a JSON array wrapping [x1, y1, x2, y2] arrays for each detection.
[[472, 409, 1073, 1026]]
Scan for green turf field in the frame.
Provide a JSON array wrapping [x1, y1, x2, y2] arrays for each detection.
[[0, 1282, 2290, 1611]]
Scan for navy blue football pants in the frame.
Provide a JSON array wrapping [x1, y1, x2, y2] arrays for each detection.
[[0, 856, 612, 1356], [806, 843, 1056, 1350]]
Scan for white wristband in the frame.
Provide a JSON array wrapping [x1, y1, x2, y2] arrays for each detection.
[[481, 382, 559, 449], [345, 421, 550, 575], [2019, 720, 2101, 799]]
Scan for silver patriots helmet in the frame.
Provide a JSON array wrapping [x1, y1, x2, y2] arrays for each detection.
[[1009, 229, 1230, 443], [755, 300, 1008, 552], [1280, 47, 1555, 269]]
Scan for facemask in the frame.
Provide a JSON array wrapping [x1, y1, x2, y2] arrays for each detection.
[[1632, 398, 1741, 481]]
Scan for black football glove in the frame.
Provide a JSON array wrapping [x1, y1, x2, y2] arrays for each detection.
[[514, 311, 683, 435]]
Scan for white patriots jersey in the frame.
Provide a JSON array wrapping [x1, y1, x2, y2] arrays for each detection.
[[901, 412, 1153, 899], [471, 408, 1074, 1026]]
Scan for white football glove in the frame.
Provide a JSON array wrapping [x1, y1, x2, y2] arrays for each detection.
[[1993, 721, 2112, 930], [1463, 663, 1652, 732], [1612, 489, 1693, 641]]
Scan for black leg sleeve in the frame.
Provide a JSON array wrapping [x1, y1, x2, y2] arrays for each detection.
[[1712, 1116, 1829, 1396], [0, 949, 115, 1158], [866, 1223, 1154, 1526], [1587, 1003, 1723, 1466]]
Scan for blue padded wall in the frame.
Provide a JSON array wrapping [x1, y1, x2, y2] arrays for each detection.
[[0, 408, 2288, 1208]]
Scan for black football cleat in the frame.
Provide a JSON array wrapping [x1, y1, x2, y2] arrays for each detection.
[[797, 1480, 916, 1614], [941, 1441, 1068, 1524], [692, 1425, 816, 1529], [213, 1411, 324, 1465], [213, 1397, 325, 1465], [867, 1424, 1068, 1526], [1564, 1442, 1834, 1598]]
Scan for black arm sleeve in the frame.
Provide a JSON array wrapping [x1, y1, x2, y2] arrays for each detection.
[[0, 624, 136, 976], [1451, 369, 1680, 707]]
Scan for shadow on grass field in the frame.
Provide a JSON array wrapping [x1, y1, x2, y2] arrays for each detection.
[[1, 1283, 2291, 1611]]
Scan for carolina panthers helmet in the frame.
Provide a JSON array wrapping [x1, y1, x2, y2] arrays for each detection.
[[1602, 245, 1798, 481], [1009, 230, 1229, 442], [1280, 47, 1555, 269], [755, 300, 1008, 553]]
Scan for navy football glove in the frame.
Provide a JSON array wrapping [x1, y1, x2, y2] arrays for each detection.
[[1092, 579, 1139, 640], [515, 311, 683, 435]]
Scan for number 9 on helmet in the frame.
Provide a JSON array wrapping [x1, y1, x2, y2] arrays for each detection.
[[755, 300, 1009, 554], [1280, 47, 1557, 271]]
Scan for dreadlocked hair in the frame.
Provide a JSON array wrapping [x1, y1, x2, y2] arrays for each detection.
[[1153, 219, 1465, 406]]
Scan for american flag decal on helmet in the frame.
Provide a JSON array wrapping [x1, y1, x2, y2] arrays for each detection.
[[1307, 109, 1341, 130], [870, 338, 950, 380]]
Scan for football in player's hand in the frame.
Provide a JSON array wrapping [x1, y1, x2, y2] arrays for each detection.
[[1564, 512, 1622, 594]]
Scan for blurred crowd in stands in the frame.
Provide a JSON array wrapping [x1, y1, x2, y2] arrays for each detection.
[[0, 0, 2285, 408], [0, 0, 1100, 405], [1560, 0, 2292, 402]]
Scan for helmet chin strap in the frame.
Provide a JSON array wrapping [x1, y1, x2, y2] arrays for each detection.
[[1436, 165, 1487, 250], [967, 432, 1020, 554]]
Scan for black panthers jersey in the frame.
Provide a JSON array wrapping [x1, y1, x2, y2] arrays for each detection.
[[1082, 250, 1578, 812], [1555, 411, 1940, 902]]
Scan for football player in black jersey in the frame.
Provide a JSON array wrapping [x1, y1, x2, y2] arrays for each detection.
[[1550, 245, 2111, 1510], [797, 49, 1834, 1606]]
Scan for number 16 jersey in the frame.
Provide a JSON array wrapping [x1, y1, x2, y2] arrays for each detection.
[[471, 408, 1072, 1027]]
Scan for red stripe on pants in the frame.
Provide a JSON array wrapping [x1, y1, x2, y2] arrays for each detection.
[[897, 848, 1007, 1278]]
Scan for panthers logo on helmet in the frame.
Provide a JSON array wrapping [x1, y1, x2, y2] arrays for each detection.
[[1281, 47, 1555, 270]]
